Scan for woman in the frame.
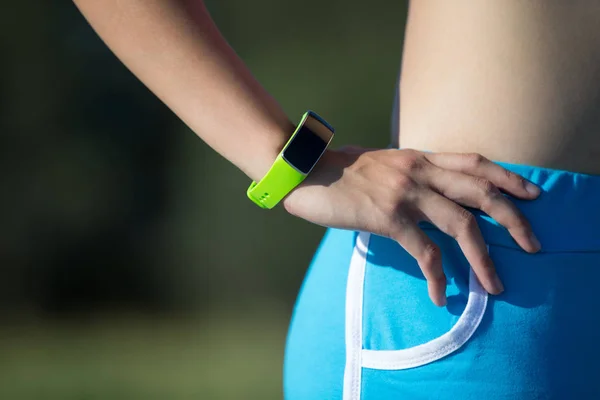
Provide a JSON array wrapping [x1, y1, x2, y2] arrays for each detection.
[[74, 1, 600, 399]]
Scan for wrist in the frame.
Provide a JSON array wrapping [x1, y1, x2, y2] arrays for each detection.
[[241, 120, 295, 182], [281, 148, 345, 211], [246, 111, 335, 209]]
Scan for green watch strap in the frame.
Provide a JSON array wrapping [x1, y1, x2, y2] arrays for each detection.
[[246, 111, 334, 209], [247, 155, 304, 209]]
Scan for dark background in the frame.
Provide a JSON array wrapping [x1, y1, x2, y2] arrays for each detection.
[[0, 1, 408, 398]]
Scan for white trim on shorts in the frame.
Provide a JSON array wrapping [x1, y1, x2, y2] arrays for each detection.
[[342, 232, 489, 400]]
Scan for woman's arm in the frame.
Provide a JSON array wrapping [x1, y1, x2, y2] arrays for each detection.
[[73, 0, 292, 182], [74, 0, 542, 306]]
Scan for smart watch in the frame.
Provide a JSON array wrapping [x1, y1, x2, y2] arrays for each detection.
[[247, 111, 335, 209]]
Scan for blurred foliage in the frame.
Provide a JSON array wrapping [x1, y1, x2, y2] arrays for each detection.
[[0, 310, 288, 399], [0, 0, 407, 398]]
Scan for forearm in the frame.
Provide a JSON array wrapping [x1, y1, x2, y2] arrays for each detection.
[[73, 0, 294, 181]]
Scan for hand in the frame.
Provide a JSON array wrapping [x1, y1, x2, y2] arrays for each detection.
[[283, 147, 541, 306]]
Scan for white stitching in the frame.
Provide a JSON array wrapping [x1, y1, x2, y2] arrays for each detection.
[[342, 232, 370, 400], [361, 266, 487, 369], [343, 233, 489, 400]]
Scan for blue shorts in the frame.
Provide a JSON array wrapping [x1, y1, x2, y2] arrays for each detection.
[[284, 161, 600, 400]]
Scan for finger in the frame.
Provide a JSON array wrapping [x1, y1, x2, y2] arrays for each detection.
[[424, 152, 541, 199], [389, 218, 447, 306], [425, 166, 541, 253], [416, 190, 504, 295]]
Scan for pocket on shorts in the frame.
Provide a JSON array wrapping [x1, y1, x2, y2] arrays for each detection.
[[351, 231, 488, 370], [343, 232, 490, 400]]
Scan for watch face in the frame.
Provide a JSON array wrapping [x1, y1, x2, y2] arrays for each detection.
[[282, 112, 334, 174]]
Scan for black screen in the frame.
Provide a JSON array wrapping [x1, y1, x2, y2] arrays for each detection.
[[282, 116, 332, 174]]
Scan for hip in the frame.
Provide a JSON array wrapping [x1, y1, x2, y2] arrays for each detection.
[[284, 161, 600, 399]]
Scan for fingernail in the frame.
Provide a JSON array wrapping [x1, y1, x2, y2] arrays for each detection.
[[439, 292, 447, 307], [430, 288, 447, 307], [493, 274, 504, 294], [525, 181, 540, 196], [530, 232, 541, 252]]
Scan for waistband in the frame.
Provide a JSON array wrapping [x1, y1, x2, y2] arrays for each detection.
[[453, 161, 600, 253]]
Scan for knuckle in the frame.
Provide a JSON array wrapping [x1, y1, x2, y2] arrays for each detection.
[[392, 174, 416, 193], [399, 148, 419, 158], [396, 152, 424, 173], [421, 243, 442, 265], [473, 179, 501, 211], [454, 208, 477, 235], [503, 168, 526, 188], [464, 152, 486, 168], [503, 167, 516, 182], [473, 177, 496, 195]]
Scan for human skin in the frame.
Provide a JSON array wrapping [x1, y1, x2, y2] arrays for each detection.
[[72, 0, 544, 306], [396, 1, 600, 175]]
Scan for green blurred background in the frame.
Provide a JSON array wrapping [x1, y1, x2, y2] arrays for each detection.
[[0, 1, 408, 398]]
